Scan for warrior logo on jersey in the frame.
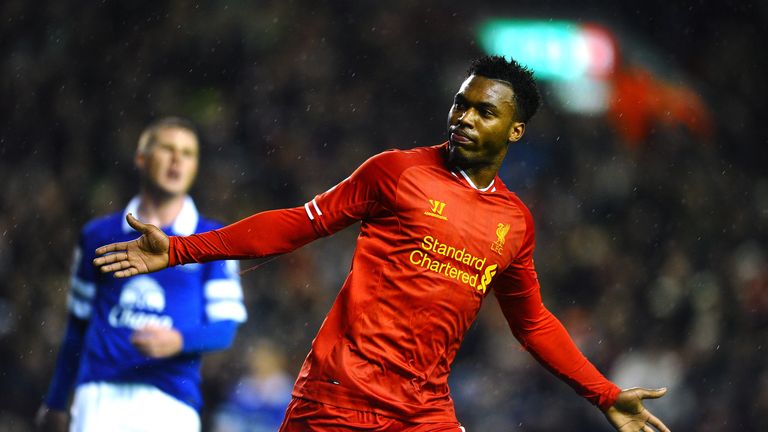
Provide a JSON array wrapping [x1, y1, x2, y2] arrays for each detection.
[[491, 223, 510, 255], [424, 199, 448, 220], [109, 276, 173, 329]]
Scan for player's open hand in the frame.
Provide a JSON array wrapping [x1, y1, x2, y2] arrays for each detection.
[[604, 387, 670, 432], [93, 213, 170, 278]]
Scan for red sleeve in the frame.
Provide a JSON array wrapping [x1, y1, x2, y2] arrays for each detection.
[[169, 207, 319, 265], [169, 152, 390, 266], [492, 207, 621, 411], [303, 151, 391, 236]]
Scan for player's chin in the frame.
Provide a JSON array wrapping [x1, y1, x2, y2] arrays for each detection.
[[447, 142, 474, 167], [160, 179, 194, 195], [151, 186, 187, 200]]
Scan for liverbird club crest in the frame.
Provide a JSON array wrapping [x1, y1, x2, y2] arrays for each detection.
[[491, 223, 510, 255]]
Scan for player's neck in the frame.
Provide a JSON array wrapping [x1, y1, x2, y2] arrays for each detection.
[[462, 165, 499, 190], [136, 191, 186, 229]]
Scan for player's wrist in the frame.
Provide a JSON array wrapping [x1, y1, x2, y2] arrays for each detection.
[[598, 384, 622, 412], [167, 236, 179, 267]]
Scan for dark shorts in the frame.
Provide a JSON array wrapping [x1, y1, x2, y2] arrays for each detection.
[[279, 397, 466, 432]]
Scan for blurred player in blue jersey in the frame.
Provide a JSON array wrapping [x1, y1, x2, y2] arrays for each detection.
[[36, 117, 247, 432]]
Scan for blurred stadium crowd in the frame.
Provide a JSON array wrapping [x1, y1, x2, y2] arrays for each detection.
[[1, 1, 766, 431]]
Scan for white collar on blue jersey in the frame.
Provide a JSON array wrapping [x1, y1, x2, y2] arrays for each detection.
[[122, 195, 199, 236]]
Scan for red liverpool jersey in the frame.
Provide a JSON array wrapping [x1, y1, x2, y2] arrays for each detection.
[[169, 143, 620, 422]]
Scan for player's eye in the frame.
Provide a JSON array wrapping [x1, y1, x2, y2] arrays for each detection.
[[156, 143, 174, 153]]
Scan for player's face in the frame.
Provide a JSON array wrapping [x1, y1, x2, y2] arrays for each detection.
[[137, 127, 199, 197], [447, 75, 524, 169]]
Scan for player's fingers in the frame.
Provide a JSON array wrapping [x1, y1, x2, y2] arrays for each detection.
[[130, 334, 159, 356], [139, 324, 163, 332], [114, 264, 140, 278], [130, 338, 150, 354], [114, 267, 138, 278], [642, 425, 654, 432], [93, 252, 128, 267], [618, 417, 652, 432], [645, 412, 670, 432], [95, 242, 130, 256], [98, 258, 133, 273], [130, 330, 152, 343]]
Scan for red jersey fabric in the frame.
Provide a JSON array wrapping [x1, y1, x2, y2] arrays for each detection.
[[279, 397, 464, 432], [169, 143, 620, 422]]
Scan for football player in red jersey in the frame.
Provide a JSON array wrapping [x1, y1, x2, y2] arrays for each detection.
[[94, 56, 670, 432]]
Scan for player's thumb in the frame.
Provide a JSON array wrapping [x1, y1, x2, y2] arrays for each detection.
[[638, 387, 668, 400], [126, 213, 149, 233]]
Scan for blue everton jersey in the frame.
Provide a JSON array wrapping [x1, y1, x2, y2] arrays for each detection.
[[67, 197, 247, 410]]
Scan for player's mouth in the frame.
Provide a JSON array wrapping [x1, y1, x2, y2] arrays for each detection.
[[451, 133, 472, 144], [166, 169, 181, 180], [449, 127, 475, 145]]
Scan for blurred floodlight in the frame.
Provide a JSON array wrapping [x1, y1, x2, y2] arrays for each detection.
[[550, 78, 611, 115], [478, 19, 616, 81]]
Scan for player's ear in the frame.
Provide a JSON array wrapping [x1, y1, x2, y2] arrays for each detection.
[[508, 121, 525, 143], [134, 150, 146, 170]]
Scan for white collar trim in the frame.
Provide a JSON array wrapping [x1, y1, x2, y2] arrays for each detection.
[[458, 169, 495, 192], [122, 195, 199, 236]]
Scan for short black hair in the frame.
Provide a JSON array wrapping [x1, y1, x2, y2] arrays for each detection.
[[467, 55, 541, 123]]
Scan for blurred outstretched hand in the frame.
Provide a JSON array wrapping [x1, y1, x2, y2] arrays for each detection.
[[131, 325, 183, 358], [93, 213, 170, 277], [604, 387, 670, 432]]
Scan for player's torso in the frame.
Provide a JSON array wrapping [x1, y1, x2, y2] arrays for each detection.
[[353, 164, 525, 359], [92, 261, 205, 340], [304, 154, 528, 417], [390, 164, 524, 300]]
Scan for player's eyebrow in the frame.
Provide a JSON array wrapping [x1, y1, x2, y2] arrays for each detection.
[[454, 93, 499, 110], [476, 101, 499, 112]]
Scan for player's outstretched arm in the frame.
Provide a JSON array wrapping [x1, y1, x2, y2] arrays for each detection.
[[603, 387, 670, 432], [93, 213, 170, 278]]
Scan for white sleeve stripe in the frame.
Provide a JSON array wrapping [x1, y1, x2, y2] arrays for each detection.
[[206, 301, 247, 322], [311, 198, 323, 216], [225, 260, 241, 279], [71, 277, 96, 298], [204, 279, 243, 300], [304, 202, 315, 220], [67, 293, 92, 319]]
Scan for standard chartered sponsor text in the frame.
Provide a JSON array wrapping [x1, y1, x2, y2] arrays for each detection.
[[410, 235, 498, 293]]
